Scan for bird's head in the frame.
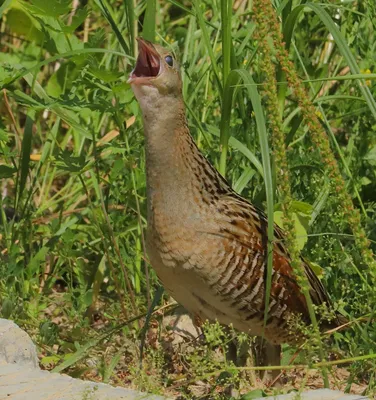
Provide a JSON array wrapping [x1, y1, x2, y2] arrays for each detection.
[[128, 38, 182, 108]]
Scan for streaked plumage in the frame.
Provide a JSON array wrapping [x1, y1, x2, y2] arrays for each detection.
[[129, 38, 342, 346]]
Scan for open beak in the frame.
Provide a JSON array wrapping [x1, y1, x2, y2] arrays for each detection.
[[128, 38, 161, 84]]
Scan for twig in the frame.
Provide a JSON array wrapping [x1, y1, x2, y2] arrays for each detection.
[[2, 89, 21, 151]]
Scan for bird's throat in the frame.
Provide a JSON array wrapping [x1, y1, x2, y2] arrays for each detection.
[[139, 92, 230, 231], [141, 95, 197, 220]]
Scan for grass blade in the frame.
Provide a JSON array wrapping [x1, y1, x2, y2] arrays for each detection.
[[204, 124, 264, 177], [307, 2, 376, 119], [230, 69, 275, 333], [142, 0, 156, 42], [221, 0, 232, 83], [16, 111, 34, 209], [0, 0, 11, 17], [93, 0, 129, 54], [123, 0, 136, 56], [192, 0, 222, 95], [219, 71, 240, 175], [284, 3, 376, 120]]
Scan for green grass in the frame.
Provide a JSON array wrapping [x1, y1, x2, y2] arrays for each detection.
[[0, 0, 376, 398]]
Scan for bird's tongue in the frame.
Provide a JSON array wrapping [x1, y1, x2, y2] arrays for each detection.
[[133, 39, 160, 78]]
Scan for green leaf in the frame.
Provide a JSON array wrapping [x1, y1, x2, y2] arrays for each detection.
[[22, 73, 92, 138], [28, 246, 49, 271], [308, 261, 324, 278], [360, 177, 371, 186], [40, 355, 60, 367], [240, 389, 266, 399], [290, 200, 313, 215], [46, 62, 81, 98], [53, 216, 78, 237], [0, 129, 9, 142], [5, 7, 43, 42], [365, 146, 376, 165], [39, 321, 59, 345], [275, 200, 313, 218], [274, 211, 308, 251], [0, 165, 16, 178], [83, 289, 93, 307], [55, 150, 88, 173], [30, 0, 71, 17], [0, 65, 16, 87], [89, 68, 123, 83], [46, 63, 70, 97], [62, 7, 89, 33], [1, 298, 13, 319]]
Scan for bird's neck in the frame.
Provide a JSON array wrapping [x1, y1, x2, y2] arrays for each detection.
[[142, 96, 197, 206], [142, 95, 188, 173], [140, 95, 230, 224]]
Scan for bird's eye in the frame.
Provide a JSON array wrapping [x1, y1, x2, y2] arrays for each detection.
[[165, 55, 174, 67]]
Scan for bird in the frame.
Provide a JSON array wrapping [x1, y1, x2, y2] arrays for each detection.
[[128, 37, 344, 375]]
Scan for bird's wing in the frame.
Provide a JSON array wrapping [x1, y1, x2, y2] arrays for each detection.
[[213, 194, 333, 321]]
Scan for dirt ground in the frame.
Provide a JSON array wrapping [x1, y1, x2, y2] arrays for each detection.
[[40, 297, 371, 399]]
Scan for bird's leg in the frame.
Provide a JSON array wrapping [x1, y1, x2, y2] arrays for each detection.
[[224, 331, 258, 396], [221, 328, 242, 397], [223, 335, 239, 398], [263, 342, 281, 384], [254, 338, 281, 385]]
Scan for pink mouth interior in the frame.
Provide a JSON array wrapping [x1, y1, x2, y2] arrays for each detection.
[[132, 40, 160, 78]]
